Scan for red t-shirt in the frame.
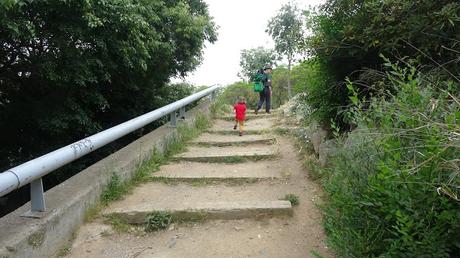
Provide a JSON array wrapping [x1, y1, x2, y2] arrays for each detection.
[[234, 102, 246, 121]]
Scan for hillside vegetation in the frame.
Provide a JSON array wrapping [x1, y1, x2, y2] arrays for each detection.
[[287, 1, 460, 257]]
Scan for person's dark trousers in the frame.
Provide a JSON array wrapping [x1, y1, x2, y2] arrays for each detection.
[[257, 87, 271, 113]]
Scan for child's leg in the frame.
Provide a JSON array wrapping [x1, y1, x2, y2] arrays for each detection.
[[239, 120, 244, 133], [233, 119, 237, 130]]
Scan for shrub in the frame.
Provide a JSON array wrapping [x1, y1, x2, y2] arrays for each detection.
[[219, 82, 260, 110], [291, 60, 343, 124], [320, 64, 460, 257]]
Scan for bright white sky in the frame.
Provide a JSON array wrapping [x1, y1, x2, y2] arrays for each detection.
[[180, 0, 325, 86]]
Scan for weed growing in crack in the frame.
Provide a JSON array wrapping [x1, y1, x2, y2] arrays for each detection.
[[145, 212, 173, 232], [282, 194, 299, 206]]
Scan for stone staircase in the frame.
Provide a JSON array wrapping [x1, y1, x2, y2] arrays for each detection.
[[65, 111, 332, 258], [102, 113, 293, 223]]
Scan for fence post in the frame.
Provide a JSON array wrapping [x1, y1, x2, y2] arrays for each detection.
[[211, 91, 217, 100], [170, 111, 177, 127], [21, 178, 46, 217], [179, 107, 186, 119], [30, 178, 45, 212]]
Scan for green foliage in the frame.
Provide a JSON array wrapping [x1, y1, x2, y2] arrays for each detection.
[[99, 149, 163, 206], [220, 74, 289, 110], [290, 60, 339, 123], [319, 65, 460, 258], [219, 82, 259, 110], [310, 250, 325, 258], [105, 214, 132, 233], [303, 0, 460, 126], [164, 114, 211, 158], [271, 66, 290, 107], [282, 194, 299, 206], [100, 175, 127, 205], [267, 1, 306, 96], [0, 0, 217, 171], [144, 211, 172, 232], [239, 47, 277, 81], [267, 1, 305, 61], [294, 1, 460, 257]]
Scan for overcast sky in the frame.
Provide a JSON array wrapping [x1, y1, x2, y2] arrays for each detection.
[[180, 0, 325, 86]]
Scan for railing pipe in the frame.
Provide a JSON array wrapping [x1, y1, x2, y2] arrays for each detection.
[[0, 85, 220, 199]]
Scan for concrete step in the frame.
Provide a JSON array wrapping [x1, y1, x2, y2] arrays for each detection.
[[152, 161, 284, 180], [174, 145, 278, 162], [105, 201, 292, 224], [103, 183, 293, 224], [191, 133, 276, 146], [207, 119, 274, 135]]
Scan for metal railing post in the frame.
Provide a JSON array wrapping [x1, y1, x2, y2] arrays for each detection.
[[179, 107, 186, 119], [170, 111, 177, 127], [31, 178, 45, 211]]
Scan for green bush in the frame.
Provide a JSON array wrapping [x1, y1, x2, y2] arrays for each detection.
[[290, 60, 342, 124], [145, 212, 172, 232], [219, 82, 260, 110], [271, 66, 290, 108], [282, 194, 300, 206], [220, 72, 289, 111], [320, 64, 460, 257]]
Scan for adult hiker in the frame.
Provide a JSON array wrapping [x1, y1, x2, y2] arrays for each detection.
[[255, 66, 273, 114]]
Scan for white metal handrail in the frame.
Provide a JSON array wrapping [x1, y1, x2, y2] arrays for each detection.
[[0, 85, 220, 215]]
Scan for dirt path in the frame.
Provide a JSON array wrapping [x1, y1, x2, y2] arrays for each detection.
[[63, 113, 332, 258]]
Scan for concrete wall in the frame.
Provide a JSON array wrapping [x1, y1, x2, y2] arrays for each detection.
[[0, 101, 213, 258]]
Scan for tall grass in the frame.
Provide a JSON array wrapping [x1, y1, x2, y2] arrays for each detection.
[[316, 63, 460, 257]]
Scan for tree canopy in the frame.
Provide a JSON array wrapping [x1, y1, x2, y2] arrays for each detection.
[[0, 0, 217, 169], [238, 46, 277, 81]]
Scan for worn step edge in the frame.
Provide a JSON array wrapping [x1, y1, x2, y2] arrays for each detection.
[[190, 137, 276, 147], [104, 201, 293, 224], [173, 151, 279, 163], [206, 129, 270, 135], [150, 174, 281, 182], [218, 114, 275, 121]]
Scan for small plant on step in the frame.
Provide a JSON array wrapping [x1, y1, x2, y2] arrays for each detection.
[[100, 174, 127, 205], [282, 194, 299, 206], [145, 211, 172, 232]]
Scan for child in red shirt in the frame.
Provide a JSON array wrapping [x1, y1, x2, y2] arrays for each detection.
[[233, 96, 247, 136]]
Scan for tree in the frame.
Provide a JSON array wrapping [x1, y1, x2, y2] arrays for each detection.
[[238, 46, 277, 81], [267, 1, 305, 98], [0, 0, 217, 170]]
